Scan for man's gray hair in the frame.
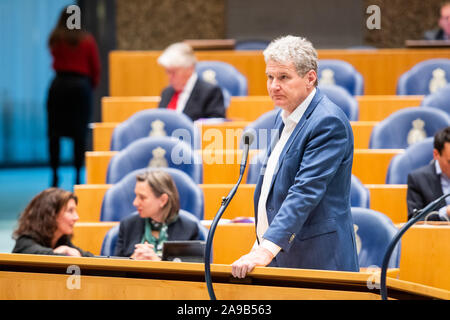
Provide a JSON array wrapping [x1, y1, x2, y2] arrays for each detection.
[[157, 42, 197, 68], [263, 35, 318, 81]]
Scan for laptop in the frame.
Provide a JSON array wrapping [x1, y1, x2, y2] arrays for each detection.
[[162, 240, 206, 263]]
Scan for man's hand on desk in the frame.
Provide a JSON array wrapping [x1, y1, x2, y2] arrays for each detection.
[[231, 246, 274, 279]]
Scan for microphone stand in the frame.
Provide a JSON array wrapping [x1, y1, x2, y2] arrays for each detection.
[[379, 192, 450, 300], [204, 137, 251, 300]]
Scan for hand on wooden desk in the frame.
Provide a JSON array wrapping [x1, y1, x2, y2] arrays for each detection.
[[131, 243, 161, 261], [53, 245, 82, 257], [231, 246, 273, 279]]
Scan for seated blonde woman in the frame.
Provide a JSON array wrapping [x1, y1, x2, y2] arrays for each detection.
[[12, 188, 93, 257], [114, 170, 204, 260]]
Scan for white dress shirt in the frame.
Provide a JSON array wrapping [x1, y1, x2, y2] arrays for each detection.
[[256, 88, 316, 256], [175, 72, 198, 113]]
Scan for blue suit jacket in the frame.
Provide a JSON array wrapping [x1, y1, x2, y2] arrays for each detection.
[[254, 88, 359, 271]]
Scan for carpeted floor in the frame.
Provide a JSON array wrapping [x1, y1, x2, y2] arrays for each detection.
[[0, 166, 85, 253]]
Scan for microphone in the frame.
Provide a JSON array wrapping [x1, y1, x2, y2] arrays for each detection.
[[204, 130, 255, 300], [240, 131, 255, 174], [379, 192, 450, 300]]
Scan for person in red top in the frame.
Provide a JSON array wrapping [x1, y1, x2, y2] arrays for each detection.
[[46, 8, 100, 187]]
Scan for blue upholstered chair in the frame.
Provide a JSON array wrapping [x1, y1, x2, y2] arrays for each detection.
[[351, 207, 400, 268], [196, 61, 248, 96], [235, 39, 269, 50], [421, 83, 450, 114], [369, 107, 450, 149], [101, 167, 204, 221], [318, 59, 364, 95], [385, 137, 434, 184], [243, 109, 279, 150], [396, 58, 450, 95], [100, 210, 208, 256], [110, 109, 200, 151], [351, 175, 370, 208], [106, 136, 202, 184], [319, 84, 359, 121]]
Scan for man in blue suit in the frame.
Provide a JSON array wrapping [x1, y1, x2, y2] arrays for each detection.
[[232, 35, 359, 278]]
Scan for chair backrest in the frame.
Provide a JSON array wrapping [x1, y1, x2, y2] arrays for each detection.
[[196, 61, 248, 96], [319, 84, 359, 121], [386, 137, 434, 184], [235, 39, 270, 50], [351, 175, 370, 208], [110, 109, 200, 151], [106, 136, 202, 184], [243, 109, 280, 150], [101, 167, 204, 221], [396, 58, 450, 95], [351, 207, 401, 268], [318, 59, 364, 95], [421, 83, 450, 114], [369, 106, 450, 149], [100, 210, 207, 256]]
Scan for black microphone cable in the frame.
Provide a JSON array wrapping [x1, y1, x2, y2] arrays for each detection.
[[204, 131, 254, 300]]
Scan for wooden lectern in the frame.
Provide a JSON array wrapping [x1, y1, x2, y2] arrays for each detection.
[[0, 253, 448, 300]]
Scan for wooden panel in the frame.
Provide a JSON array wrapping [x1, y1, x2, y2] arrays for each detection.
[[101, 95, 424, 123], [92, 123, 117, 151], [1, 254, 448, 300], [85, 149, 260, 184], [72, 221, 254, 264], [0, 270, 384, 300], [85, 151, 118, 184], [226, 96, 274, 120], [352, 149, 404, 184], [351, 121, 376, 149], [75, 183, 407, 227], [109, 50, 267, 96], [399, 224, 450, 291], [86, 149, 403, 185], [101, 96, 159, 122], [366, 184, 407, 223], [92, 120, 375, 151], [74, 184, 110, 221], [109, 49, 450, 96], [74, 183, 256, 222], [72, 222, 118, 256], [357, 95, 423, 121]]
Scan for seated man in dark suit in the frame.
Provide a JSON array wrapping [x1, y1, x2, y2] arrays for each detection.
[[407, 126, 450, 221], [424, 2, 450, 40], [157, 42, 226, 121]]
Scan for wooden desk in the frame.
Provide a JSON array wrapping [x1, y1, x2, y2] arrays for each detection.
[[72, 221, 255, 265], [101, 95, 423, 123], [74, 183, 407, 224], [109, 49, 450, 96], [352, 149, 403, 184], [85, 148, 402, 185], [0, 253, 448, 299], [85, 149, 260, 185], [91, 120, 376, 151], [399, 224, 450, 291]]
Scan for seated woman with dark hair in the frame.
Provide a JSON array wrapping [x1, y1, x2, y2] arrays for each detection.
[[12, 188, 93, 257], [114, 170, 204, 260]]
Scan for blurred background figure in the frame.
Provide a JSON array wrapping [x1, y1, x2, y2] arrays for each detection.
[[424, 2, 450, 40], [157, 42, 225, 121], [12, 188, 93, 257], [47, 8, 100, 187]]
